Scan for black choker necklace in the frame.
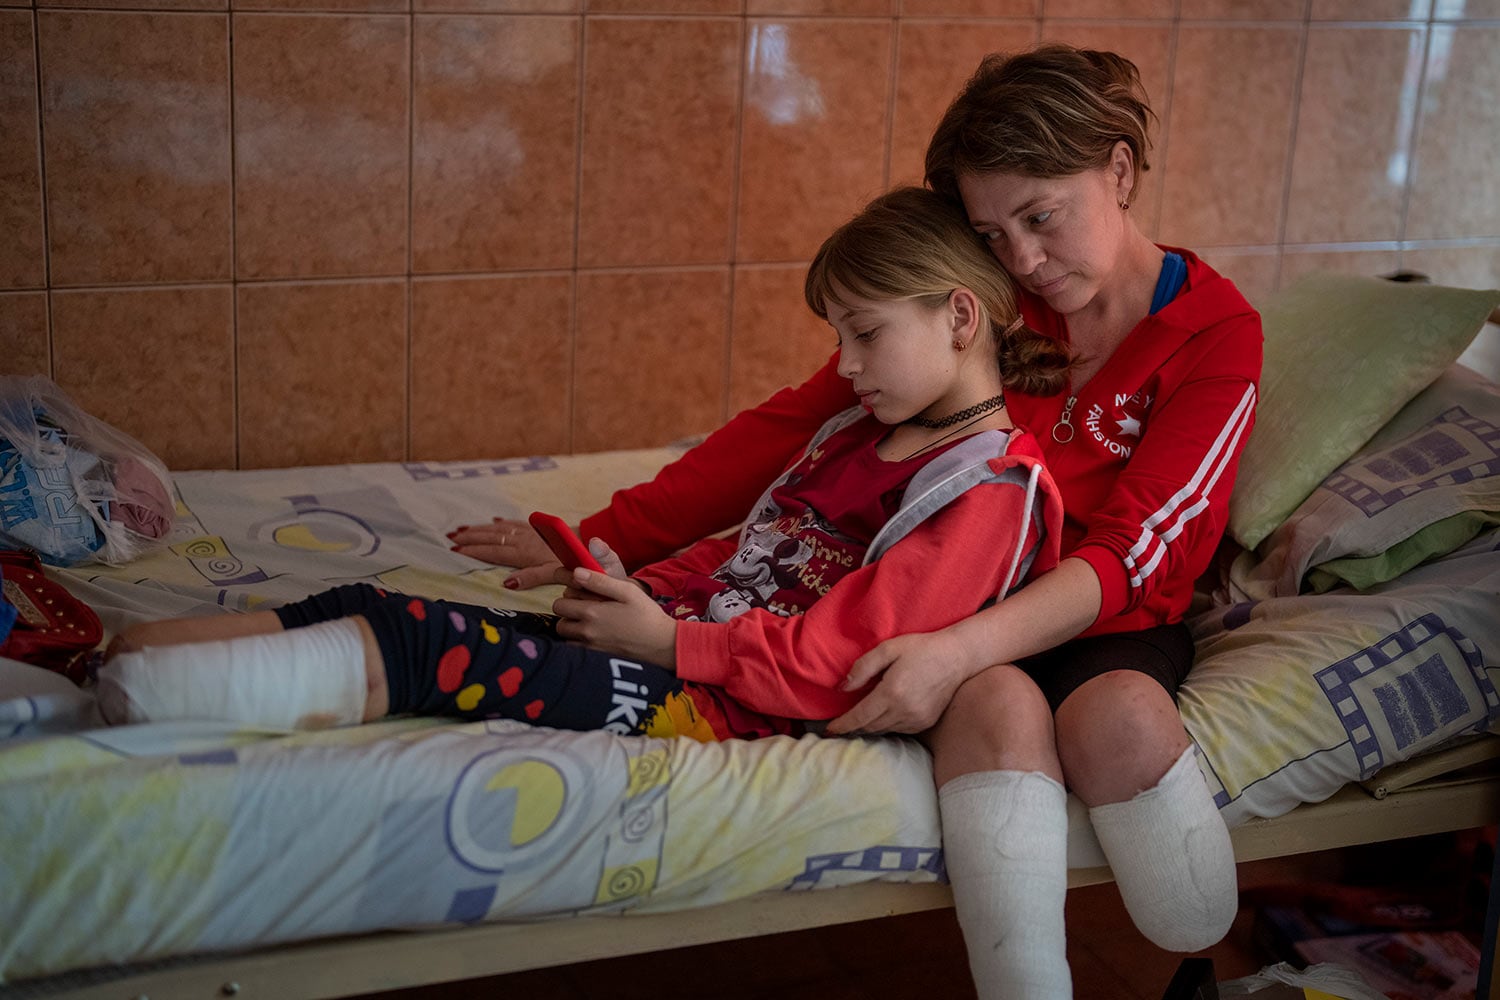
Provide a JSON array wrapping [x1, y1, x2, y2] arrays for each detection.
[[906, 393, 1006, 429]]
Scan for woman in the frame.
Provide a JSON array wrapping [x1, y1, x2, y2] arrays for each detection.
[[454, 45, 1263, 998]]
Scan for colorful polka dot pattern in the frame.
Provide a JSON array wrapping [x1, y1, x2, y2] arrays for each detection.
[[335, 586, 705, 737], [403, 598, 547, 720]]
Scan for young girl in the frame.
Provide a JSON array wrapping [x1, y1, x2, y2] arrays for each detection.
[[97, 187, 1072, 747]]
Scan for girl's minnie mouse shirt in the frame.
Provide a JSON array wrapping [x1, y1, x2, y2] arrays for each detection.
[[657, 417, 954, 625], [631, 410, 1063, 727]]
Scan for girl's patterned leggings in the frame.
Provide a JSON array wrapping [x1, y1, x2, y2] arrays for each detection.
[[272, 583, 717, 740]]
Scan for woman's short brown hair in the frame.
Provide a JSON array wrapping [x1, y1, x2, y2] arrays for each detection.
[[925, 44, 1157, 205]]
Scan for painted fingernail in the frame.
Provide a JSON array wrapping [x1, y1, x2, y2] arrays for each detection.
[[504, 578, 519, 589], [445, 531, 457, 539], [449, 545, 462, 553]]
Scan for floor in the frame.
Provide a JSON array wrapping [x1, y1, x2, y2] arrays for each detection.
[[354, 831, 1490, 1000]]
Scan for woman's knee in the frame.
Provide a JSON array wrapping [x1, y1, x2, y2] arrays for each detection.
[[928, 664, 1060, 786], [1054, 670, 1189, 805]]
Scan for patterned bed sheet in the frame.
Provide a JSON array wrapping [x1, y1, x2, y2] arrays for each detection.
[[2, 428, 1498, 985], [0, 449, 945, 985]]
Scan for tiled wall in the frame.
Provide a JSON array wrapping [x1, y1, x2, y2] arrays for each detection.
[[1, 0, 1498, 470]]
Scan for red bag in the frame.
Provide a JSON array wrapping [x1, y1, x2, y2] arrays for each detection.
[[0, 549, 102, 684]]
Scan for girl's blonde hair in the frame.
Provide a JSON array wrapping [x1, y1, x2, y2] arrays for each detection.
[[805, 186, 1070, 397], [924, 44, 1156, 205]]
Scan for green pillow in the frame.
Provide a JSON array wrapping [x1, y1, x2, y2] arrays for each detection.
[[1227, 273, 1500, 550], [1305, 510, 1499, 593]]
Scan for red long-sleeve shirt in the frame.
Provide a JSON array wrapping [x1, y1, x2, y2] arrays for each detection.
[[581, 248, 1262, 637], [631, 427, 1062, 723]]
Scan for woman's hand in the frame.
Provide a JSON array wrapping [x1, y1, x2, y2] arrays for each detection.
[[825, 630, 974, 736], [553, 567, 677, 669], [448, 517, 563, 590]]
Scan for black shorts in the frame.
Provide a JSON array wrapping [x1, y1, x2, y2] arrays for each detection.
[[1016, 622, 1196, 713]]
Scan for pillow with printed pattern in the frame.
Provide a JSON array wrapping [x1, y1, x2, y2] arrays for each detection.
[[1227, 274, 1500, 551], [1229, 362, 1500, 600]]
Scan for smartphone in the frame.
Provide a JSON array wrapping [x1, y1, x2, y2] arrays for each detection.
[[527, 512, 605, 573]]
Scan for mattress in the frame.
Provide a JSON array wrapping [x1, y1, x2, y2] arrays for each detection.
[[3, 394, 1498, 985]]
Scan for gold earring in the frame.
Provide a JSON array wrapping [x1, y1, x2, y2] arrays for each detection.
[[953, 339, 967, 352]]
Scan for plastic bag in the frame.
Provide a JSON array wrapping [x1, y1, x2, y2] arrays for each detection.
[[1217, 962, 1393, 1000], [0, 375, 174, 566]]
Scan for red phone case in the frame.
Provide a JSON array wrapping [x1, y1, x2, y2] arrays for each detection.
[[527, 512, 605, 573]]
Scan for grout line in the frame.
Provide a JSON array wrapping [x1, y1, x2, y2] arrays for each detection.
[[1149, 1, 1181, 245], [14, 6, 1494, 22], [30, 8, 55, 380], [227, 7, 239, 468], [1267, 5, 1312, 292], [1396, 12, 1436, 270], [23, 233, 1499, 297], [721, 14, 748, 426], [881, 0, 898, 191], [567, 12, 586, 454], [404, 7, 414, 462]]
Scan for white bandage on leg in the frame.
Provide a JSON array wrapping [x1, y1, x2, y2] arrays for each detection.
[[1087, 745, 1238, 952], [95, 618, 368, 730], [939, 770, 1071, 1000]]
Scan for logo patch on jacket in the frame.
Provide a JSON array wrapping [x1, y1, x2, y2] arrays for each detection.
[[1084, 389, 1153, 459]]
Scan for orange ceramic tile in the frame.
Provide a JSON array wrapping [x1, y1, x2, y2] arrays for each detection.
[[38, 12, 232, 286], [412, 16, 578, 273], [417, 0, 575, 12], [595, 0, 734, 14], [1285, 26, 1423, 244], [1400, 244, 1500, 292], [1042, 0, 1169, 15], [736, 19, 892, 264], [50, 286, 235, 470], [40, 0, 225, 11], [1157, 25, 1301, 249], [577, 17, 740, 268], [1201, 250, 1280, 305], [1313, 0, 1430, 17], [1180, 0, 1305, 17], [236, 0, 404, 15], [748, 0, 887, 17], [1038, 23, 1172, 240], [1279, 247, 1400, 287], [898, 0, 1031, 16], [1434, 0, 1500, 17], [729, 265, 835, 414], [573, 269, 728, 452], [233, 14, 409, 279], [1405, 26, 1500, 241], [0, 292, 49, 376], [236, 280, 407, 468], [0, 12, 44, 289], [411, 274, 573, 460], [889, 21, 1037, 188]]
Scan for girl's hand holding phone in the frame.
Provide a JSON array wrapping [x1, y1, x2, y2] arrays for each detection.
[[552, 564, 677, 669], [525, 513, 631, 592]]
